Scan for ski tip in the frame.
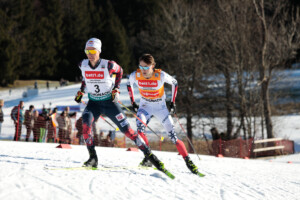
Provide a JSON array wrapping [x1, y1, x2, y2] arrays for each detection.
[[169, 174, 176, 179], [197, 172, 205, 177], [164, 170, 175, 180]]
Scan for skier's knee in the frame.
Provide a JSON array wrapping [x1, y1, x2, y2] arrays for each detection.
[[168, 130, 178, 144], [137, 123, 146, 133], [82, 124, 94, 146], [82, 111, 93, 126], [124, 128, 138, 140]]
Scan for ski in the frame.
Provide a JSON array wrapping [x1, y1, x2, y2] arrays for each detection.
[[44, 165, 153, 171], [196, 171, 205, 177], [160, 168, 175, 179], [138, 164, 175, 180], [44, 165, 175, 179], [45, 166, 99, 171]]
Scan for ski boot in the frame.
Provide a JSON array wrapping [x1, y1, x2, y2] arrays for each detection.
[[145, 151, 175, 179], [83, 146, 98, 168], [146, 152, 165, 171], [184, 156, 199, 174], [139, 156, 153, 167]]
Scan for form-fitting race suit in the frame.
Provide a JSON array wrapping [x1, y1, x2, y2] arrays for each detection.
[[79, 59, 150, 154], [127, 69, 188, 158]]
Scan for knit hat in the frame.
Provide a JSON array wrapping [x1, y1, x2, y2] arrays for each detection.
[[85, 38, 102, 52]]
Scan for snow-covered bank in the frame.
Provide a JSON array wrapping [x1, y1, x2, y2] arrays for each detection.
[[0, 141, 299, 200]]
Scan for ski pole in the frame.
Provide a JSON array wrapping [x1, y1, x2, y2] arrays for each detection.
[[81, 100, 119, 131], [118, 101, 164, 141], [99, 116, 120, 131], [173, 113, 201, 161]]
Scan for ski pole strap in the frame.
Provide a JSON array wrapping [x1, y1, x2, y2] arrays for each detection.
[[118, 101, 164, 141]]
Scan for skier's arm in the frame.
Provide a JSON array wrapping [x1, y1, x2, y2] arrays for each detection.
[[78, 61, 86, 93], [127, 73, 136, 104], [108, 61, 123, 89], [80, 79, 86, 93], [163, 72, 178, 103], [75, 62, 85, 103]]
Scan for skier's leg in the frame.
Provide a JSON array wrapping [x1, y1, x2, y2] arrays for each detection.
[[103, 102, 150, 153], [162, 115, 199, 173], [155, 105, 199, 173], [155, 105, 188, 157], [136, 108, 152, 146], [123, 127, 167, 171], [81, 101, 100, 167], [103, 101, 168, 171], [135, 108, 153, 166]]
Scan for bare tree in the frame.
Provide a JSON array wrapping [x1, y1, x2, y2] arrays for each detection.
[[253, 0, 300, 138], [202, 0, 300, 140], [204, 0, 261, 139], [135, 0, 300, 148]]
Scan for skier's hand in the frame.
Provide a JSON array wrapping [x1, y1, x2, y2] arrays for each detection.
[[169, 102, 176, 114], [75, 91, 84, 103], [132, 102, 139, 113], [112, 88, 120, 103]]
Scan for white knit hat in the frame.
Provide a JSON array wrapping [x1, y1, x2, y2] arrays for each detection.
[[85, 38, 102, 52]]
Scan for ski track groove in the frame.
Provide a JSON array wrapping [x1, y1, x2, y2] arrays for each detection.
[[27, 171, 82, 200]]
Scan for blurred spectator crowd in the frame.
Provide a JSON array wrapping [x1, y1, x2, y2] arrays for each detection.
[[1, 100, 115, 147]]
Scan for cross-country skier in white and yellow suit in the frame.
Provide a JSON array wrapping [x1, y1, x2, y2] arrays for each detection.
[[127, 53, 200, 175]]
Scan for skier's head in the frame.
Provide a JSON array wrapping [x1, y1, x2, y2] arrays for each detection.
[[139, 54, 156, 67], [139, 54, 156, 78], [85, 38, 102, 52], [85, 38, 101, 65]]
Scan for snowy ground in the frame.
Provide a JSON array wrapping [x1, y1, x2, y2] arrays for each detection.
[[0, 81, 300, 199], [0, 141, 299, 200]]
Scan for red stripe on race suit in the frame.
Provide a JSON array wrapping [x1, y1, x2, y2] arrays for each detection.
[[127, 85, 135, 103]]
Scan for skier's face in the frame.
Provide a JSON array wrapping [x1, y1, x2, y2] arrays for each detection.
[[85, 47, 100, 64], [139, 60, 154, 78]]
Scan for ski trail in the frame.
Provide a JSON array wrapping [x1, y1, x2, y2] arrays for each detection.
[[0, 141, 300, 200]]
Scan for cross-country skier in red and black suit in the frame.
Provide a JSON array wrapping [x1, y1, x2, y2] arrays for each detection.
[[74, 38, 168, 171]]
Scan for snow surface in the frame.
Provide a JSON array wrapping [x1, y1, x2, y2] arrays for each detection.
[[0, 141, 300, 200], [0, 80, 300, 200]]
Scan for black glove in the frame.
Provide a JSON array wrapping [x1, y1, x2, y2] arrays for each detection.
[[132, 102, 139, 113], [75, 91, 84, 103], [169, 102, 176, 114]]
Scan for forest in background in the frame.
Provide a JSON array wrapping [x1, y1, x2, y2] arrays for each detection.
[[0, 0, 164, 84], [1, 0, 300, 147]]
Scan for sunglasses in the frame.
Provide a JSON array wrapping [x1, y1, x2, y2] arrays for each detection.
[[84, 49, 98, 55], [139, 65, 151, 70]]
